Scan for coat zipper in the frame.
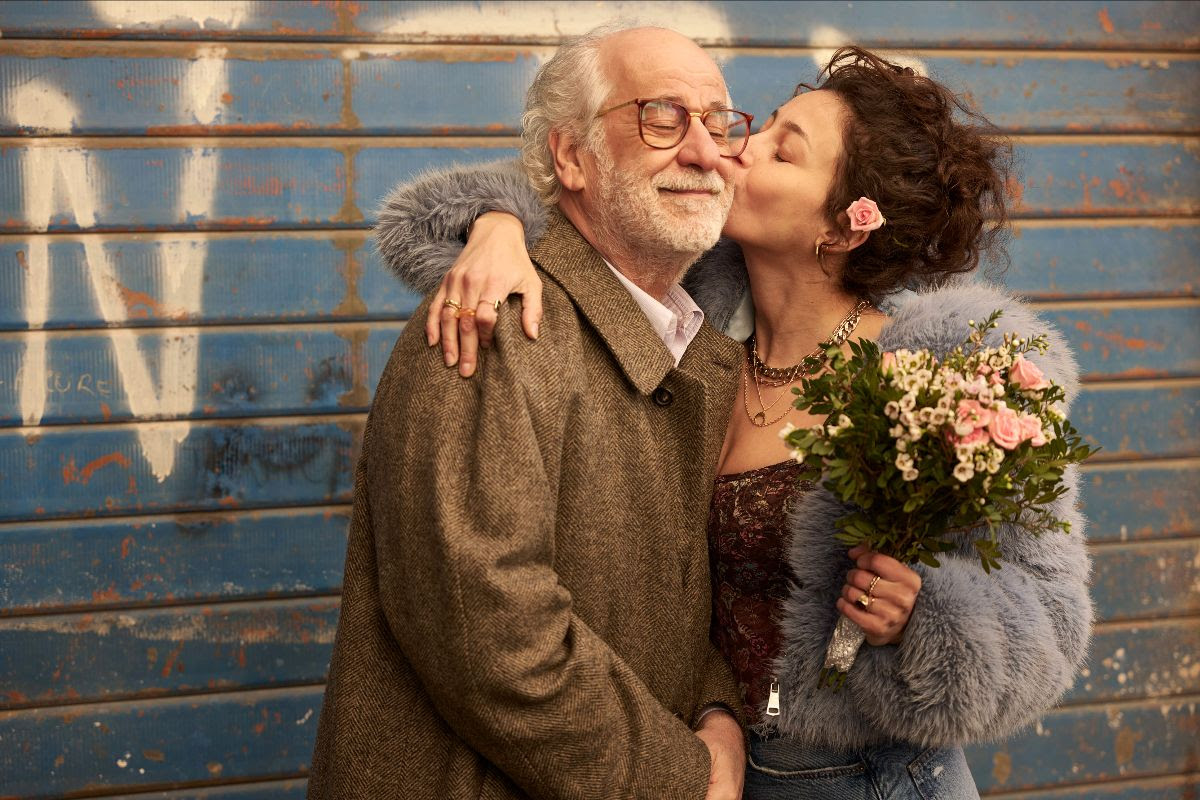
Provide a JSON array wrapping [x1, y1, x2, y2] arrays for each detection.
[[766, 678, 781, 717]]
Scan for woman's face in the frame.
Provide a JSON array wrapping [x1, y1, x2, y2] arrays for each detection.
[[722, 90, 850, 256]]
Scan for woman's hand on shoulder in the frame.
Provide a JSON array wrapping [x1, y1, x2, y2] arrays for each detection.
[[427, 211, 543, 378], [836, 545, 922, 647]]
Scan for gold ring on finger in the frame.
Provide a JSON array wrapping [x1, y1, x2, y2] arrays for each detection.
[[867, 575, 881, 598], [856, 592, 872, 610], [457, 307, 477, 317], [443, 298, 463, 310], [484, 299, 502, 313]]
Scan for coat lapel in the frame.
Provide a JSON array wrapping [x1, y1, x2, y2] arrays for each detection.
[[530, 211, 677, 395]]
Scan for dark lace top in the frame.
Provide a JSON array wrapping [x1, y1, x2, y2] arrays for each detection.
[[708, 460, 813, 725]]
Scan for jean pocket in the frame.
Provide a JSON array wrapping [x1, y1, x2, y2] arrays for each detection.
[[907, 746, 979, 800], [747, 750, 867, 780]]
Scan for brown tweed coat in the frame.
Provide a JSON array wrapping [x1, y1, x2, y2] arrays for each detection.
[[308, 212, 744, 799]]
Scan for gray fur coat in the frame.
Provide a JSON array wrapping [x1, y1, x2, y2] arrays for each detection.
[[374, 160, 1093, 750]]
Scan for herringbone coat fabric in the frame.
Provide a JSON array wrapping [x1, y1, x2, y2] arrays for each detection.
[[308, 212, 744, 800]]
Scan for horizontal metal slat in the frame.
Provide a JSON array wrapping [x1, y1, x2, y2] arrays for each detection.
[[0, 417, 361, 521], [0, 380, 1193, 520], [0, 598, 338, 710], [1, 140, 1195, 233], [1082, 460, 1199, 542], [1, 307, 1191, 427], [964, 695, 1200, 792], [1065, 618, 1200, 704], [0, 508, 350, 614], [3, 44, 1196, 135], [0, 222, 1195, 332], [1, 1, 1195, 49]]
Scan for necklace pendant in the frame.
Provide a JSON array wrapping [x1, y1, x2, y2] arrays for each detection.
[[752, 411, 767, 427]]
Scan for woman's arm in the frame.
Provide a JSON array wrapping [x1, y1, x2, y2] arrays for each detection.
[[374, 160, 549, 376]]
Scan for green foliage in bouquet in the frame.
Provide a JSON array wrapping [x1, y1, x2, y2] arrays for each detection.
[[782, 310, 1095, 575]]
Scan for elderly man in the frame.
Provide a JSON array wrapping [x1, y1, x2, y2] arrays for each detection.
[[308, 25, 750, 800]]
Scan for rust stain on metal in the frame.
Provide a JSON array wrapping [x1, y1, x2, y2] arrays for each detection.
[[1004, 176, 1024, 207], [336, 326, 370, 409], [333, 236, 368, 318], [207, 761, 224, 777], [991, 751, 1012, 785], [1098, 7, 1116, 34], [334, 0, 363, 37], [92, 585, 121, 604], [1072, 319, 1164, 352], [341, 57, 361, 131], [337, 145, 364, 223], [63, 452, 131, 485], [1114, 726, 1143, 765], [117, 283, 167, 319], [15, 250, 29, 271], [144, 121, 317, 136], [160, 644, 184, 678], [120, 535, 134, 559]]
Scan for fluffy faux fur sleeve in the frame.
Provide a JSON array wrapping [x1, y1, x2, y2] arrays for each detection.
[[373, 159, 549, 294], [770, 281, 1093, 750]]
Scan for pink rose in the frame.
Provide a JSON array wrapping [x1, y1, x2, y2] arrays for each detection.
[[846, 197, 885, 231], [1010, 354, 1050, 391], [956, 399, 992, 429], [949, 427, 990, 447], [1019, 413, 1047, 447], [881, 351, 897, 374], [988, 405, 1024, 450]]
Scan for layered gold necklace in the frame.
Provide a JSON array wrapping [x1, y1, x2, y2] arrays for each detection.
[[743, 299, 871, 428]]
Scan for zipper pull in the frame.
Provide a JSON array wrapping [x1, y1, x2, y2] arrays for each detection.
[[766, 680, 781, 717]]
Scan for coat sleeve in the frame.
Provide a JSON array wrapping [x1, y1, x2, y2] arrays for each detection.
[[365, 302, 713, 799], [373, 158, 550, 293], [850, 475, 1093, 745]]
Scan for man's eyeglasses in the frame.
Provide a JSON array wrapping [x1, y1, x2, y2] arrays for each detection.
[[595, 98, 753, 158]]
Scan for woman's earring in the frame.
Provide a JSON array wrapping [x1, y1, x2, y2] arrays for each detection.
[[815, 242, 826, 267]]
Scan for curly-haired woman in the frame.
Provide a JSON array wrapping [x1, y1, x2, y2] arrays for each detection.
[[375, 46, 1092, 800]]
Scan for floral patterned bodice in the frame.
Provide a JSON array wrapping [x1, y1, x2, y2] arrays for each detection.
[[708, 460, 813, 725]]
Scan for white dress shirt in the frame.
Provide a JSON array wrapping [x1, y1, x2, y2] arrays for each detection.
[[604, 261, 705, 367]]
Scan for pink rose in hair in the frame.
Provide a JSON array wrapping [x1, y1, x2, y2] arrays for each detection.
[[1019, 413, 1047, 447], [1010, 354, 1050, 391], [988, 405, 1024, 451], [846, 197, 885, 231]]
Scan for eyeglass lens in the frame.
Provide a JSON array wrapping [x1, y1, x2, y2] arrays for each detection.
[[639, 100, 750, 156]]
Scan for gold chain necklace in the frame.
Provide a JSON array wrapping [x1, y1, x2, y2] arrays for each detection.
[[743, 299, 871, 428]]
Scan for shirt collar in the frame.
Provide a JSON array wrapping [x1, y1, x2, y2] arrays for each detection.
[[604, 260, 706, 367]]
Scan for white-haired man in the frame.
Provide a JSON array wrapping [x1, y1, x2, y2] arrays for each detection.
[[309, 26, 750, 800]]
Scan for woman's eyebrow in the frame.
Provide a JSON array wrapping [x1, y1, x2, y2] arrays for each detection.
[[781, 119, 810, 146]]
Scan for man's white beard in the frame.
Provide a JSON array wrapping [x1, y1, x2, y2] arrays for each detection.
[[591, 143, 732, 262]]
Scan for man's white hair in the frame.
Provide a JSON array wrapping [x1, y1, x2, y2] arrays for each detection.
[[520, 21, 641, 206]]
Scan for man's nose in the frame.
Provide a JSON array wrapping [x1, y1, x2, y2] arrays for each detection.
[[675, 115, 722, 172]]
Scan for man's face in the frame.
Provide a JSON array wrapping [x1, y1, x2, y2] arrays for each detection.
[[583, 29, 735, 258]]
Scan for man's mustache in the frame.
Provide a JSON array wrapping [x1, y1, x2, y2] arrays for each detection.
[[653, 173, 726, 194]]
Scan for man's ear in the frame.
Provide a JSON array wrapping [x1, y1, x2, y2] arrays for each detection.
[[550, 128, 587, 192]]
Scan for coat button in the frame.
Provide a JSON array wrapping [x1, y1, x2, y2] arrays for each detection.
[[652, 387, 673, 407]]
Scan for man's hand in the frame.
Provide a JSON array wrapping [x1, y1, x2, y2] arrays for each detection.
[[695, 710, 744, 800]]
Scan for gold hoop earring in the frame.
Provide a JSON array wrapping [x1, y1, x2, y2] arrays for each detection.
[[815, 242, 826, 268]]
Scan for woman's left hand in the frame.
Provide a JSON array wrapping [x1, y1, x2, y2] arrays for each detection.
[[836, 545, 922, 646]]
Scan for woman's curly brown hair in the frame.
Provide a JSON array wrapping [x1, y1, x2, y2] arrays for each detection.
[[809, 47, 1012, 300]]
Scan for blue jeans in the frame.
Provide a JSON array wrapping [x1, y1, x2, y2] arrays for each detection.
[[745, 730, 980, 800]]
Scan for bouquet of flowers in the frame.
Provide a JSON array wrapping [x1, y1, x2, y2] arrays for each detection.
[[781, 310, 1094, 688]]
